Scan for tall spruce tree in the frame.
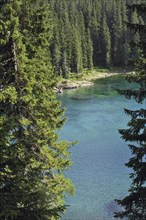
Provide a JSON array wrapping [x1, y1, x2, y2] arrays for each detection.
[[100, 11, 111, 67], [0, 1, 73, 219], [86, 28, 93, 70], [115, 1, 146, 219]]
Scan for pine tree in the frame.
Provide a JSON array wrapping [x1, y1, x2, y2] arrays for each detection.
[[0, 1, 73, 219], [86, 28, 93, 70], [51, 31, 62, 76], [129, 8, 142, 59], [100, 11, 111, 67], [79, 11, 88, 69], [115, 1, 146, 219], [121, 0, 130, 67], [90, 0, 100, 66], [71, 25, 83, 74]]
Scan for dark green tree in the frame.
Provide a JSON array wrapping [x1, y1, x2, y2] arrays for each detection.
[[100, 11, 111, 67], [71, 25, 83, 73], [0, 0, 73, 219], [79, 11, 88, 69], [86, 28, 93, 70], [115, 1, 146, 219]]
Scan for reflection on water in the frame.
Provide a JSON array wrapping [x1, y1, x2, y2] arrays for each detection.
[[59, 75, 139, 220]]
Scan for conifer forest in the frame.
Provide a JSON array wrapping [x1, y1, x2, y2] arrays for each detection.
[[0, 0, 146, 220]]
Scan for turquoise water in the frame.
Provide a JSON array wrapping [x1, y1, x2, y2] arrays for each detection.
[[59, 75, 139, 220]]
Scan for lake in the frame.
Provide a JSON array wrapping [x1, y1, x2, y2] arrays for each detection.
[[59, 75, 139, 220]]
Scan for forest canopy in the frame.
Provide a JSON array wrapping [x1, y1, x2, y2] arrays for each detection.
[[49, 0, 132, 77]]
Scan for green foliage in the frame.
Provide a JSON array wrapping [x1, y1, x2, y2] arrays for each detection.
[[115, 1, 146, 219], [49, 0, 129, 76], [0, 0, 73, 219], [100, 11, 111, 67]]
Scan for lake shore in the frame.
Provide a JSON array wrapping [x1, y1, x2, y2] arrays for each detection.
[[55, 69, 131, 93]]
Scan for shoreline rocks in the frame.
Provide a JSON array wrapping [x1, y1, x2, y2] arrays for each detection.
[[56, 80, 94, 93], [54, 87, 63, 93], [55, 71, 131, 93]]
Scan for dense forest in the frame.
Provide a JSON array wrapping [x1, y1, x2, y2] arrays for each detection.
[[49, 0, 145, 77]]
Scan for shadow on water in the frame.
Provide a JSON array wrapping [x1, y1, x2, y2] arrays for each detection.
[[104, 200, 119, 219], [69, 95, 94, 100], [60, 75, 138, 101], [103, 200, 127, 220]]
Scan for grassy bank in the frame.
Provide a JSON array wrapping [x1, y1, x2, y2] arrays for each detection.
[[58, 66, 129, 82]]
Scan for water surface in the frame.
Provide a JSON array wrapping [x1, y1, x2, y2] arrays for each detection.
[[59, 75, 139, 220]]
